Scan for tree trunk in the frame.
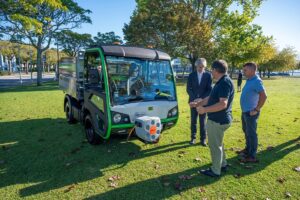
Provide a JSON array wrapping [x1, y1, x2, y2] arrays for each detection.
[[25, 61, 28, 74], [8, 60, 11, 73], [36, 49, 43, 86], [230, 63, 235, 78], [267, 70, 270, 78], [188, 54, 197, 72]]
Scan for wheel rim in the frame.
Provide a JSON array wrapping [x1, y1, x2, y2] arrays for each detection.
[[65, 103, 71, 120]]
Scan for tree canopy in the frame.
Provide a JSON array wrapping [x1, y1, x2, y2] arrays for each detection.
[[124, 0, 214, 70], [56, 30, 92, 57], [0, 0, 91, 85], [93, 32, 123, 45]]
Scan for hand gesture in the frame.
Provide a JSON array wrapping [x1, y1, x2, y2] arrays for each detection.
[[196, 106, 206, 114]]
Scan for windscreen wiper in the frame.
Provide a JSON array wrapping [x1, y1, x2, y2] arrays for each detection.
[[128, 96, 144, 102]]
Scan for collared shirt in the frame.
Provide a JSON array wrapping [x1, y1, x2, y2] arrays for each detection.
[[197, 71, 203, 85], [207, 75, 234, 124], [240, 75, 265, 112]]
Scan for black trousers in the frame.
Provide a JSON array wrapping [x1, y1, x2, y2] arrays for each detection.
[[190, 107, 207, 141]]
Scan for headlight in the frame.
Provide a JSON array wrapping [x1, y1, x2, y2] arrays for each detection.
[[113, 113, 122, 123], [171, 108, 178, 116], [167, 106, 178, 117]]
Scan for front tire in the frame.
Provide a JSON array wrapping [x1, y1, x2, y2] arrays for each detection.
[[65, 100, 77, 124], [84, 115, 102, 145]]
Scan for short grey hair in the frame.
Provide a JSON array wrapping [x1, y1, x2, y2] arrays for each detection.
[[195, 58, 207, 67]]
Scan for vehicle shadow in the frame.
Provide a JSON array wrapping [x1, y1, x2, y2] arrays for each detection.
[[0, 118, 192, 197], [85, 137, 300, 200]]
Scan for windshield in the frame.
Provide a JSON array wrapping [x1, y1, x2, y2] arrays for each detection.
[[106, 56, 176, 105]]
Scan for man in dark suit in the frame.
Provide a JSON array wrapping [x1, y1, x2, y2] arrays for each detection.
[[187, 58, 212, 146]]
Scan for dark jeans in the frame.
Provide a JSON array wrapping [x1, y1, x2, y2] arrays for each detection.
[[190, 108, 207, 141], [241, 111, 260, 158]]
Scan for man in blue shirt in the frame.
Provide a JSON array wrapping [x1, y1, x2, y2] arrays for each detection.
[[191, 60, 234, 177], [238, 62, 267, 163]]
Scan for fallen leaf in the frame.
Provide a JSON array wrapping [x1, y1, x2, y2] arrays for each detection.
[[179, 175, 192, 180], [109, 182, 118, 188], [230, 196, 236, 200], [266, 146, 274, 151], [128, 152, 136, 157], [277, 177, 286, 184], [233, 173, 243, 179], [266, 198, 271, 200], [197, 187, 206, 193], [285, 192, 292, 198], [64, 184, 76, 193], [108, 175, 120, 181], [294, 166, 300, 172], [163, 182, 170, 187], [178, 150, 186, 155], [154, 164, 160, 169], [65, 163, 72, 167], [244, 165, 254, 169], [174, 182, 183, 191], [194, 157, 202, 162]]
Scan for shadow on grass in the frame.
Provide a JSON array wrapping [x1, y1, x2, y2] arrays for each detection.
[[85, 137, 300, 200], [0, 118, 192, 198], [0, 81, 59, 93]]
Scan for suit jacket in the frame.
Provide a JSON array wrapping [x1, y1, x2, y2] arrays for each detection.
[[186, 71, 212, 103]]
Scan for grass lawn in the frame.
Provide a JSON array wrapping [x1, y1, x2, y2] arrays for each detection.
[[0, 78, 299, 200]]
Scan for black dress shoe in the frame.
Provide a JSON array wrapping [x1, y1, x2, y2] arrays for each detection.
[[189, 139, 196, 145], [199, 168, 220, 177], [221, 165, 229, 172], [200, 141, 207, 147]]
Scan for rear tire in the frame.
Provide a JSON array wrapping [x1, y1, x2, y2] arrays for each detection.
[[84, 115, 102, 145], [65, 100, 77, 124]]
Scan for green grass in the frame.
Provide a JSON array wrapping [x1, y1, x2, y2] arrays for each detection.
[[0, 78, 299, 200]]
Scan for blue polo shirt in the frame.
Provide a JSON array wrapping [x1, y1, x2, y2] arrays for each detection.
[[207, 75, 234, 124], [240, 75, 265, 112]]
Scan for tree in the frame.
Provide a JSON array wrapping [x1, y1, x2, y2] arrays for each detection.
[[0, 0, 65, 33], [1, 0, 91, 85], [56, 30, 92, 57], [124, 0, 213, 70], [264, 47, 298, 77], [93, 32, 123, 45]]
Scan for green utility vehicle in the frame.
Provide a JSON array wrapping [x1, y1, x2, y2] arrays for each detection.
[[59, 45, 178, 145]]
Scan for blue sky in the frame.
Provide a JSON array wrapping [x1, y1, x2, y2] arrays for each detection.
[[75, 0, 300, 57]]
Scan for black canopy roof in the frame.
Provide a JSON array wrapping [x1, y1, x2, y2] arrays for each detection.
[[97, 45, 171, 61]]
